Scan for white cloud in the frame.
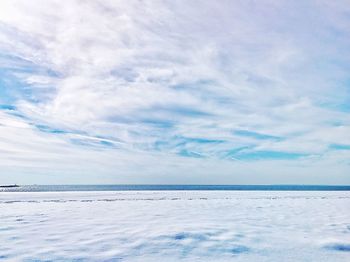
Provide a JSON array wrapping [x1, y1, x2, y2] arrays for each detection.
[[0, 0, 349, 183]]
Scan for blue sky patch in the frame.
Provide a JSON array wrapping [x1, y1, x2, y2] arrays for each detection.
[[330, 144, 350, 150], [234, 130, 282, 141], [235, 150, 307, 161]]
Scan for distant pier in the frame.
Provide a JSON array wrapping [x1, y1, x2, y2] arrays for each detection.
[[0, 184, 19, 188]]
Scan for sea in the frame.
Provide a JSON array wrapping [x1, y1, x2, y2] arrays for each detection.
[[1, 184, 350, 192]]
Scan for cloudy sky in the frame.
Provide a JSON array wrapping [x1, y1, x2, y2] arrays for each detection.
[[0, 0, 349, 185]]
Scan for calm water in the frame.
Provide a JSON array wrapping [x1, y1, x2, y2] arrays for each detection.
[[1, 184, 350, 192]]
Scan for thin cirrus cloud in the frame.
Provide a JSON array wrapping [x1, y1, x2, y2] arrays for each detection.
[[0, 0, 349, 184]]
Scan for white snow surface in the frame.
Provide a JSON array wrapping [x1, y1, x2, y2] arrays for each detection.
[[1, 191, 350, 261]]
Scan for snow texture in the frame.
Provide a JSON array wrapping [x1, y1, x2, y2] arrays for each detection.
[[1, 191, 350, 261]]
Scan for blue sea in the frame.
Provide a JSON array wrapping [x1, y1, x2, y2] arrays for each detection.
[[1, 184, 350, 192]]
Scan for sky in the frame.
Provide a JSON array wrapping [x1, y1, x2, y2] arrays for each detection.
[[0, 0, 349, 185]]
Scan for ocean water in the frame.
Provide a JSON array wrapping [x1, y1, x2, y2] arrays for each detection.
[[1, 184, 350, 192]]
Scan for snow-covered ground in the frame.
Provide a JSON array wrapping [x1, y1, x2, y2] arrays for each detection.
[[1, 191, 350, 261]]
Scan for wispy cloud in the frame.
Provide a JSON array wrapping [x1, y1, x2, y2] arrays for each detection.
[[0, 0, 349, 184]]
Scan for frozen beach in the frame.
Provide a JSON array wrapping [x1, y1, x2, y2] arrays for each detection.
[[1, 191, 350, 261]]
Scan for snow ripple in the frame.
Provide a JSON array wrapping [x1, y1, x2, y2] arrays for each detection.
[[1, 191, 349, 261]]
